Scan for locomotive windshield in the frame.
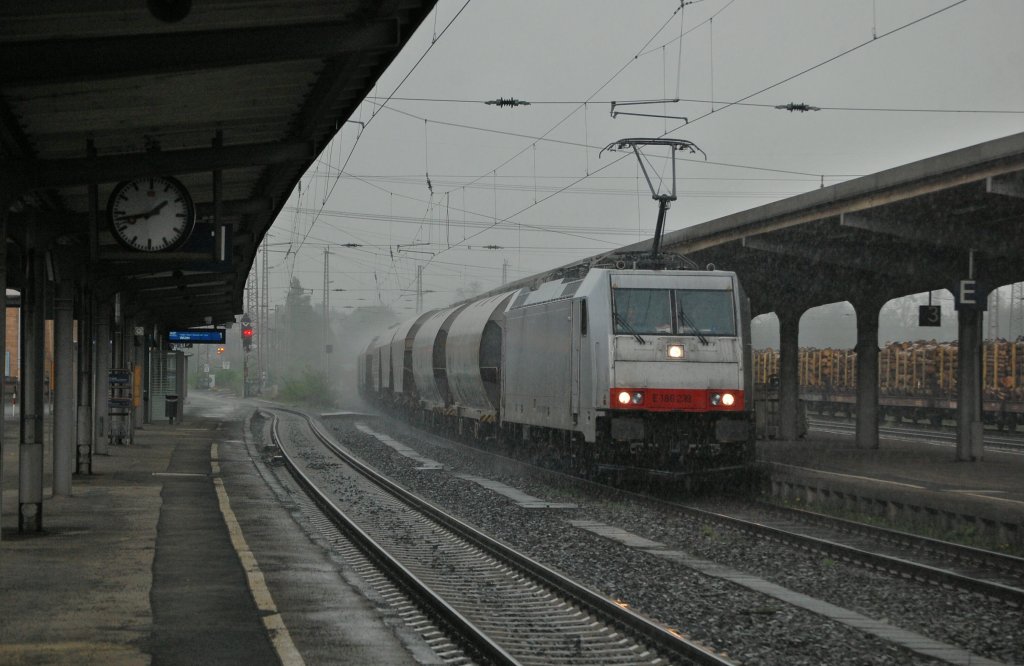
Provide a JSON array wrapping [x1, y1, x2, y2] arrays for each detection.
[[613, 288, 735, 336], [675, 289, 736, 336]]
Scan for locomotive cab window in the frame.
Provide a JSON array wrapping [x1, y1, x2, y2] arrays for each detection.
[[613, 289, 673, 334], [675, 289, 736, 336], [613, 288, 735, 336]]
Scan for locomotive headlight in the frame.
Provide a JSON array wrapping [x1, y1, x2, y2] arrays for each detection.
[[721, 392, 736, 406], [710, 393, 722, 406], [616, 390, 644, 406], [667, 344, 684, 359]]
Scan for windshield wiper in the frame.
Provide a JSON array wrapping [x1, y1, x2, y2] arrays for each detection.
[[679, 310, 710, 345], [613, 311, 646, 344]]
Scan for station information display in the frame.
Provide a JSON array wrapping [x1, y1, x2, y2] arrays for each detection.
[[167, 329, 227, 344]]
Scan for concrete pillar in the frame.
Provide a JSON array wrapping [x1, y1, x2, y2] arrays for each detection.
[[956, 305, 984, 461], [853, 301, 882, 450], [108, 295, 129, 446], [53, 280, 75, 495], [143, 334, 153, 425], [19, 248, 46, 532], [777, 307, 802, 441], [76, 289, 93, 474], [93, 300, 111, 455], [112, 295, 123, 369], [178, 352, 188, 424]]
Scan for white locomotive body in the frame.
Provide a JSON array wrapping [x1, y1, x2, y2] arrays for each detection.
[[360, 266, 754, 471]]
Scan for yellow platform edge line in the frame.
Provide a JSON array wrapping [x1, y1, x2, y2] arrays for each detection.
[[211, 443, 305, 666]]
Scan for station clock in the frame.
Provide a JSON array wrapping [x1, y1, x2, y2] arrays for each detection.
[[107, 175, 196, 252]]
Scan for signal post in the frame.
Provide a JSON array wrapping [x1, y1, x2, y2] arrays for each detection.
[[241, 315, 254, 396]]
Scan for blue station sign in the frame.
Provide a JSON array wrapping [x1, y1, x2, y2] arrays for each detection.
[[168, 328, 226, 344]]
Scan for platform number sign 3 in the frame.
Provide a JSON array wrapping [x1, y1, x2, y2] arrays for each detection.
[[919, 305, 941, 327], [108, 176, 196, 252]]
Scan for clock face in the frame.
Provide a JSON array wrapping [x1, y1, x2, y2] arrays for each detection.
[[107, 176, 196, 252]]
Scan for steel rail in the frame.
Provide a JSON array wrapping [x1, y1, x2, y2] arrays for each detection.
[[345, 411, 1024, 607], [751, 501, 1024, 580], [672, 502, 1024, 607], [276, 406, 733, 666], [266, 410, 519, 666]]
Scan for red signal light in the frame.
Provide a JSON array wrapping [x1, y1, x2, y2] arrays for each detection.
[[242, 327, 253, 338]]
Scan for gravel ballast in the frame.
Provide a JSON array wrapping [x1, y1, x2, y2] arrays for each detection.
[[266, 410, 1022, 665]]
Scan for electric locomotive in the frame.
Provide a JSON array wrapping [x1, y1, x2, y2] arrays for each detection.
[[359, 263, 754, 474]]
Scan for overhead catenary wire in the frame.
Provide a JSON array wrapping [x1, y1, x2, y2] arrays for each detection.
[[662, 0, 972, 136], [306, 170, 842, 184], [708, 17, 714, 113], [413, 0, 696, 220], [397, 0, 978, 264], [342, 0, 942, 299], [284, 2, 770, 299], [276, 235, 538, 284], [662, 46, 668, 135], [675, 0, 685, 100], [285, 0, 475, 283], [285, 189, 631, 245], [358, 101, 861, 178], [300, 164, 816, 257], [284, 195, 797, 234], [363, 95, 1024, 115], [584, 103, 590, 175], [266, 239, 616, 253], [279, 0, 987, 312], [389, 0, 974, 304]]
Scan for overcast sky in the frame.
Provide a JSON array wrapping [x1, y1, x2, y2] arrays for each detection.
[[262, 0, 1024, 319]]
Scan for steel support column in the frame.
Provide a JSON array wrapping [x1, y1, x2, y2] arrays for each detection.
[[777, 307, 802, 441], [956, 305, 984, 461], [853, 301, 882, 450], [53, 279, 75, 495], [109, 295, 131, 446], [142, 328, 151, 425], [92, 301, 111, 455], [19, 247, 46, 532], [177, 353, 188, 424], [76, 289, 93, 474]]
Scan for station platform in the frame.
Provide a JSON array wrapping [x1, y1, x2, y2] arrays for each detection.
[[757, 430, 1024, 546], [0, 391, 426, 665]]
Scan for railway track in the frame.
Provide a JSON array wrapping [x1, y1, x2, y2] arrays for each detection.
[[344, 412, 1024, 609], [807, 415, 1024, 454], [668, 499, 1024, 607], [264, 407, 731, 666]]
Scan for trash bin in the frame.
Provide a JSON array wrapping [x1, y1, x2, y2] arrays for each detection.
[[165, 394, 179, 422]]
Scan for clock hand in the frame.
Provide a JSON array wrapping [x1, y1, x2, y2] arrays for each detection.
[[116, 200, 169, 224], [143, 200, 169, 218]]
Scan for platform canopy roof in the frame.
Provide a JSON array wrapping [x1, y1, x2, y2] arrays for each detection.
[[499, 132, 1024, 318], [665, 132, 1024, 315], [0, 0, 436, 327]]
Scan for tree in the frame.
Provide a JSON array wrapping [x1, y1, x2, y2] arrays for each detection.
[[275, 277, 337, 405]]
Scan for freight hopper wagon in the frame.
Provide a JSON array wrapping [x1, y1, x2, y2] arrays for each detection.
[[753, 340, 1024, 430], [360, 268, 755, 474]]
